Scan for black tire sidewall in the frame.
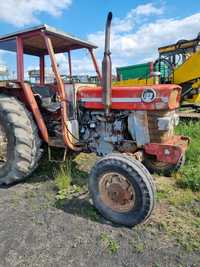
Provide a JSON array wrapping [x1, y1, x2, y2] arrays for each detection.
[[0, 110, 15, 178], [89, 160, 152, 227]]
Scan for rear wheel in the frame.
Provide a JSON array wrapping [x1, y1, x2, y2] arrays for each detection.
[[143, 154, 185, 177], [89, 153, 155, 227], [0, 95, 42, 185]]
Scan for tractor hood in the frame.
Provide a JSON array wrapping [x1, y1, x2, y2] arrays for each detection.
[[77, 84, 181, 110]]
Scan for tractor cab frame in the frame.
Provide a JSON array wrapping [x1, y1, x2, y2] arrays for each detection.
[[0, 25, 100, 149]]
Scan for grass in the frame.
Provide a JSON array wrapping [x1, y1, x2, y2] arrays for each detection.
[[175, 121, 200, 191], [131, 242, 145, 253], [31, 148, 88, 201], [150, 121, 200, 251], [54, 161, 72, 192], [154, 176, 200, 252], [100, 233, 120, 254], [54, 161, 87, 201]]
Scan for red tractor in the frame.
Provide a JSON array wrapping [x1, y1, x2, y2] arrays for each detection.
[[0, 13, 189, 227]]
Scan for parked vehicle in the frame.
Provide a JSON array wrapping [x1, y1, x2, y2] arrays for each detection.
[[0, 13, 189, 226]]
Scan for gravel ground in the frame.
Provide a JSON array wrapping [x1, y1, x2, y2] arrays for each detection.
[[0, 154, 199, 267]]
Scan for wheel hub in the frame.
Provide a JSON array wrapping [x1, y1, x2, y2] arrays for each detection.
[[99, 172, 135, 212], [107, 182, 133, 205]]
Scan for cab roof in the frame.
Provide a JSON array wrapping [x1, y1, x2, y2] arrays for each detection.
[[158, 36, 200, 54], [0, 24, 97, 56]]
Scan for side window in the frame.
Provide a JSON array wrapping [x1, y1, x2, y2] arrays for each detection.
[[44, 55, 55, 84], [0, 38, 17, 80], [55, 50, 99, 84], [70, 49, 96, 83], [24, 55, 56, 85], [24, 55, 39, 84]]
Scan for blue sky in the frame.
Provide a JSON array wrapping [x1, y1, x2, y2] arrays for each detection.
[[0, 0, 200, 77]]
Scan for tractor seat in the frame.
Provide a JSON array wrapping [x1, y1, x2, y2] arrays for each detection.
[[41, 98, 60, 112], [32, 85, 55, 98], [32, 85, 60, 112]]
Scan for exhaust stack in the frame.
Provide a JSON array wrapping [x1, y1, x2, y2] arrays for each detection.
[[102, 12, 112, 116]]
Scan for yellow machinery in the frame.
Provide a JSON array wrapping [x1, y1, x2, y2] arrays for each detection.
[[114, 34, 200, 107]]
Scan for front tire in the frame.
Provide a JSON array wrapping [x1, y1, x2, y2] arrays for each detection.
[[89, 153, 155, 227], [0, 95, 42, 185]]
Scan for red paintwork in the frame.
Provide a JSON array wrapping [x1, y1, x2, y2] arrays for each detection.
[[144, 136, 190, 164], [39, 56, 45, 85], [43, 32, 81, 151], [16, 37, 24, 82], [77, 84, 181, 110], [18, 29, 43, 40]]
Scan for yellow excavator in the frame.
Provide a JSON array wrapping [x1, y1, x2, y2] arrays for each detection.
[[114, 33, 200, 114]]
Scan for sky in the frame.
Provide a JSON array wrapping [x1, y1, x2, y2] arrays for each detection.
[[0, 0, 200, 78]]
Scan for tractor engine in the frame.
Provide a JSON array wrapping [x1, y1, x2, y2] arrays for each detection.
[[78, 107, 180, 157], [79, 110, 129, 155]]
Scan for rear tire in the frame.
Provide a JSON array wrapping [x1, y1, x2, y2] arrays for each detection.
[[89, 153, 155, 227], [0, 95, 42, 185]]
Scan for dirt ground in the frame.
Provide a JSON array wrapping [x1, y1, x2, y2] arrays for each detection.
[[0, 153, 199, 267]]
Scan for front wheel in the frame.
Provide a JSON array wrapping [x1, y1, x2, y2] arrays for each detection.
[[89, 153, 155, 227]]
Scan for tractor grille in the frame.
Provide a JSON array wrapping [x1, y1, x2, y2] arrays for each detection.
[[147, 110, 178, 143]]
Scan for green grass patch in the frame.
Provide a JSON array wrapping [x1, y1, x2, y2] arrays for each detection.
[[54, 159, 87, 201], [54, 161, 72, 192], [132, 242, 145, 253], [100, 233, 120, 254], [154, 176, 200, 252], [176, 121, 200, 191]]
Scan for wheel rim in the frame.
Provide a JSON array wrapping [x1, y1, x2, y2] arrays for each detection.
[[0, 123, 8, 168], [99, 172, 135, 212]]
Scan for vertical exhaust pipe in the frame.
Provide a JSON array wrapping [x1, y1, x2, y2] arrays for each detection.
[[102, 12, 112, 116]]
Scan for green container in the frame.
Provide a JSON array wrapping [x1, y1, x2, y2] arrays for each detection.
[[154, 61, 170, 79], [117, 62, 152, 81]]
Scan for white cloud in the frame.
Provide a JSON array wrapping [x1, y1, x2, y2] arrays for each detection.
[[0, 0, 72, 26], [111, 3, 164, 34], [2, 1, 200, 77], [56, 53, 96, 75], [87, 3, 200, 73], [130, 3, 164, 16]]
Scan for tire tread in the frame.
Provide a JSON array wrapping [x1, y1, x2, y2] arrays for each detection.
[[0, 94, 42, 185]]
